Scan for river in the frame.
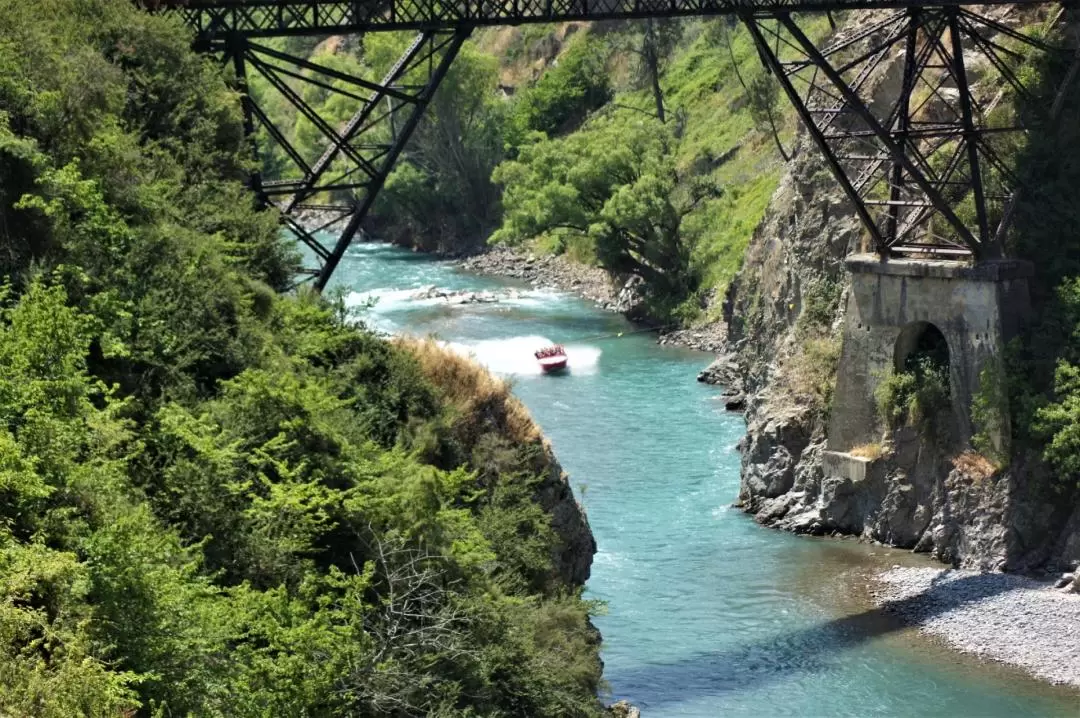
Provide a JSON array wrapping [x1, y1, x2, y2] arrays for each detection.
[[331, 242, 1077, 717]]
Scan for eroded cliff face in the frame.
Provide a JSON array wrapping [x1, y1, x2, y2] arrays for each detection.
[[722, 12, 1080, 573], [399, 337, 596, 585]]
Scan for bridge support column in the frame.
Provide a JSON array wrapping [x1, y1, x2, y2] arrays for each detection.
[[214, 29, 469, 289], [826, 256, 1032, 457], [743, 9, 1074, 260]]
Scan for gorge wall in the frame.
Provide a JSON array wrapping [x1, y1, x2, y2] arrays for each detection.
[[722, 10, 1080, 573]]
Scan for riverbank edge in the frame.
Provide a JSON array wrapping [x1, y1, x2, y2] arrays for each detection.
[[872, 566, 1080, 688], [457, 246, 729, 353], [293, 211, 731, 352], [408, 254, 651, 718]]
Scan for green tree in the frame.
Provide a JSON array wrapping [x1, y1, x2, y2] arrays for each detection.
[[492, 116, 717, 316], [1035, 361, 1080, 479], [375, 43, 508, 252], [619, 19, 683, 123], [0, 1, 606, 714], [509, 37, 612, 141]]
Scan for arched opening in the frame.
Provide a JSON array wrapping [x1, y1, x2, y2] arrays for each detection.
[[894, 321, 950, 376], [879, 322, 952, 429]]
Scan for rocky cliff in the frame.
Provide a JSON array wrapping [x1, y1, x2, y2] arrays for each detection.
[[719, 9, 1080, 574], [399, 337, 596, 585]]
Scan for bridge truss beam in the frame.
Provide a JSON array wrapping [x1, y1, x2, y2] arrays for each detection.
[[165, 0, 1042, 38], [744, 7, 1073, 259], [176, 0, 1077, 286], [218, 28, 467, 288]]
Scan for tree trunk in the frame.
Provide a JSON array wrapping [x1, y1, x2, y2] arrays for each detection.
[[644, 20, 665, 123], [722, 21, 749, 92], [765, 106, 789, 161]]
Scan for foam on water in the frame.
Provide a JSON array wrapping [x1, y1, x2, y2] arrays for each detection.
[[346, 287, 436, 312], [347, 286, 567, 316]]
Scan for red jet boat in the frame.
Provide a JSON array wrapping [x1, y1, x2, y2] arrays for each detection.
[[534, 344, 568, 374]]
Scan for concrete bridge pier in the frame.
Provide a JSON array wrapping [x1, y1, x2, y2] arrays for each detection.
[[826, 255, 1034, 457]]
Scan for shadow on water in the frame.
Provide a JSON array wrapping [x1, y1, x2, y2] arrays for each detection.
[[605, 573, 1019, 709]]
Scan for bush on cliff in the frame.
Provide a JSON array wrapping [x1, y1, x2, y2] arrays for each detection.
[[0, 1, 603, 715], [507, 35, 613, 140], [875, 355, 951, 431], [987, 34, 1080, 489], [491, 113, 717, 321]]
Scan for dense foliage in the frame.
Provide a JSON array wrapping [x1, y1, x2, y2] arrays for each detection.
[[506, 36, 612, 140], [876, 356, 951, 431], [491, 115, 716, 320], [0, 1, 604, 715], [251, 19, 805, 321], [986, 34, 1080, 488]]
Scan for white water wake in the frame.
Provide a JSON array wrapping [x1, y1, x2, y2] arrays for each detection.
[[345, 288, 600, 375], [445, 335, 601, 376]]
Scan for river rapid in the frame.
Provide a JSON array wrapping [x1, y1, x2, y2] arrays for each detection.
[[331, 242, 1078, 717]]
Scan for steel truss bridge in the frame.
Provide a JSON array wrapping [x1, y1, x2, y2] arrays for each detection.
[[151, 0, 1079, 290]]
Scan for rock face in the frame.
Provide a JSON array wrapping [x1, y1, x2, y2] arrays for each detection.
[[724, 14, 1080, 572], [532, 437, 596, 586], [723, 127, 860, 541], [607, 700, 642, 718], [410, 285, 518, 305]]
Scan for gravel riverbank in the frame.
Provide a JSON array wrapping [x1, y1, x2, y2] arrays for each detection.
[[873, 567, 1080, 687], [458, 247, 728, 352], [458, 247, 625, 311]]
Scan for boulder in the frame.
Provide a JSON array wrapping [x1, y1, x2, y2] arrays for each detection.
[[697, 353, 744, 389], [608, 700, 641, 718]]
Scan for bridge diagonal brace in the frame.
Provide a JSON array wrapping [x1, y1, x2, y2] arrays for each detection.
[[247, 96, 312, 176], [244, 50, 378, 176], [313, 30, 470, 290], [774, 11, 980, 254], [246, 40, 415, 102], [947, 8, 992, 256], [744, 14, 889, 255], [284, 31, 442, 214], [885, 6, 920, 243], [227, 35, 263, 197]]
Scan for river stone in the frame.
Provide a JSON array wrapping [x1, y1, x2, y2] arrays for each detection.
[[608, 700, 641, 718]]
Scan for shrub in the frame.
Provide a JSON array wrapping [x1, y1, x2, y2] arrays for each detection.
[[876, 355, 951, 430], [782, 336, 842, 416], [0, 3, 605, 713], [510, 37, 612, 139], [850, 442, 884, 460], [971, 361, 1010, 466], [951, 450, 1000, 481]]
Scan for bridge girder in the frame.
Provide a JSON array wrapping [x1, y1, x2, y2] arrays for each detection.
[[745, 6, 1076, 259], [157, 0, 1077, 288], [157, 0, 1047, 39]]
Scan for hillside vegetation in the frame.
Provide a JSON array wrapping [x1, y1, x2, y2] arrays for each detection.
[[0, 1, 605, 715], [250, 19, 832, 322]]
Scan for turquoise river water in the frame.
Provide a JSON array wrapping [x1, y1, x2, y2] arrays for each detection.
[[330, 242, 1078, 717]]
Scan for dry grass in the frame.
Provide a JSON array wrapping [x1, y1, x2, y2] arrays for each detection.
[[778, 336, 843, 414], [474, 26, 522, 58], [951, 450, 1001, 481], [850, 443, 884, 460], [395, 337, 541, 445]]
